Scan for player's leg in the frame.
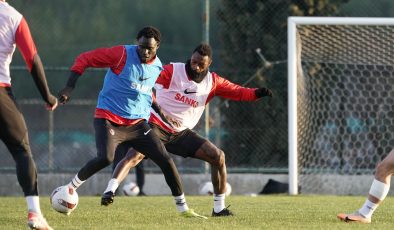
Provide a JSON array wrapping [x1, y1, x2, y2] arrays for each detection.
[[195, 141, 232, 216], [165, 129, 232, 216], [68, 118, 119, 190], [101, 149, 144, 205], [112, 149, 144, 189], [194, 142, 226, 194], [102, 123, 167, 204], [136, 160, 146, 195], [0, 87, 52, 229], [131, 122, 206, 219], [338, 149, 394, 223]]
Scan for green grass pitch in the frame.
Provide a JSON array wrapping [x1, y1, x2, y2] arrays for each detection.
[[2, 195, 394, 229]]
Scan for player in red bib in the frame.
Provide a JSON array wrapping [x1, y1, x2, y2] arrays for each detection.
[[101, 43, 272, 216]]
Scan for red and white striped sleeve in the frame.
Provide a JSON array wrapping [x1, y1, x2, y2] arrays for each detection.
[[207, 72, 258, 102], [15, 17, 37, 72], [70, 45, 126, 75]]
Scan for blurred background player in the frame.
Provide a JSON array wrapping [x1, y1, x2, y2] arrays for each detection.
[[0, 1, 58, 229], [338, 149, 394, 223], [101, 43, 272, 216], [57, 26, 206, 219]]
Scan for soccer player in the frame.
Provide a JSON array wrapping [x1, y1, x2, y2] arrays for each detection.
[[0, 1, 58, 229], [338, 149, 394, 223], [57, 26, 206, 219], [101, 43, 273, 216]]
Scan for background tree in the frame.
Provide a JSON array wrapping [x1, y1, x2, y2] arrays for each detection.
[[216, 0, 349, 169]]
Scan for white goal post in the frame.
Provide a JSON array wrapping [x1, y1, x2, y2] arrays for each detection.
[[288, 17, 394, 195]]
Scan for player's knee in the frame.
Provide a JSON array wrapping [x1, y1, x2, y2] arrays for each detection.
[[156, 156, 175, 171], [375, 150, 394, 177], [375, 162, 388, 179], [211, 149, 225, 168], [97, 155, 114, 166], [8, 138, 32, 158], [375, 160, 394, 179], [218, 150, 225, 167], [125, 151, 144, 163], [160, 159, 173, 170]]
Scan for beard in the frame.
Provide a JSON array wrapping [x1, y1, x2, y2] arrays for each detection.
[[185, 60, 208, 83]]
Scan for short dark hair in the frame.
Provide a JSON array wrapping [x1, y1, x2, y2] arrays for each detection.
[[193, 43, 212, 59], [136, 26, 161, 43]]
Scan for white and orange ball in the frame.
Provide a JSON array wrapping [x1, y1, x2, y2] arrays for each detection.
[[122, 182, 140, 196], [50, 185, 78, 215], [198, 181, 232, 196]]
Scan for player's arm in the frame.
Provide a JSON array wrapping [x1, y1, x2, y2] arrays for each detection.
[[154, 64, 173, 89], [151, 94, 176, 127], [151, 99, 181, 128], [211, 73, 272, 101], [58, 46, 126, 104], [151, 65, 180, 128], [15, 17, 57, 111]]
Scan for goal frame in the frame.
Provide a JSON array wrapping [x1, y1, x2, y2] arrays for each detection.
[[287, 16, 394, 195]]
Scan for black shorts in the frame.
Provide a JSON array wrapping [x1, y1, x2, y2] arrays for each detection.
[[94, 118, 171, 164], [150, 123, 207, 158]]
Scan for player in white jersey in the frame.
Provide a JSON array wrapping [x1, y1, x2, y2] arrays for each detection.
[[338, 149, 394, 223], [101, 43, 272, 216], [0, 1, 57, 229]]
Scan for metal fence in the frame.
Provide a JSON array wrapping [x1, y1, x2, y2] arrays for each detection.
[[0, 89, 282, 174], [2, 0, 394, 175]]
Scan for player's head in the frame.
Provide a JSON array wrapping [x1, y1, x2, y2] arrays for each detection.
[[186, 43, 212, 83], [136, 26, 161, 63]]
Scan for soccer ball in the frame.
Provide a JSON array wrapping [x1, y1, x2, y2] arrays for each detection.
[[122, 182, 140, 196], [199, 181, 214, 195], [50, 186, 78, 215], [225, 182, 232, 196], [198, 181, 232, 196]]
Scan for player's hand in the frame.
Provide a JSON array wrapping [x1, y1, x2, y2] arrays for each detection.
[[255, 87, 273, 98], [46, 95, 58, 111], [58, 86, 73, 104], [165, 115, 181, 128]]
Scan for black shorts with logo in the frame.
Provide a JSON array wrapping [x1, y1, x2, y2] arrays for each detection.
[[150, 123, 207, 158], [93, 118, 171, 165]]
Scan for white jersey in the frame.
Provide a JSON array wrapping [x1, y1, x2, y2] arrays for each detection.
[[152, 62, 213, 132], [0, 2, 22, 85]]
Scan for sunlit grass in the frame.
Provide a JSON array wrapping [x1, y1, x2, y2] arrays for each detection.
[[2, 195, 394, 229]]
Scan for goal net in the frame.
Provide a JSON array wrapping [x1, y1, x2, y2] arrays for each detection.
[[288, 17, 394, 195]]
